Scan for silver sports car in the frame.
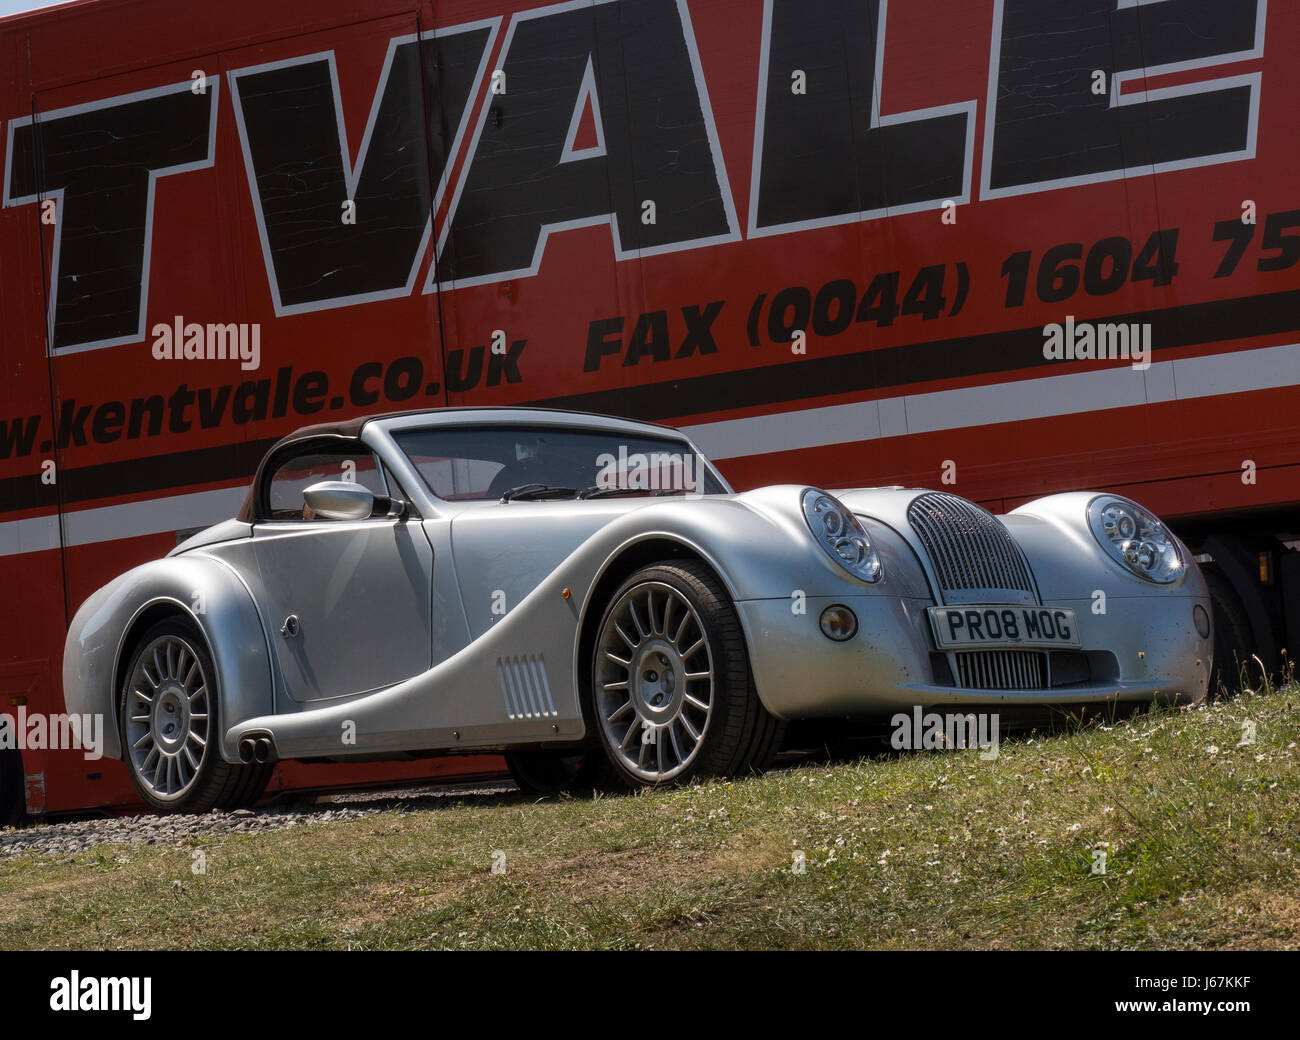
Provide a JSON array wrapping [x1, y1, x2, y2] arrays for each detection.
[[63, 407, 1212, 812]]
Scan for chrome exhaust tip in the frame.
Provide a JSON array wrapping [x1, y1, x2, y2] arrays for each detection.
[[253, 736, 274, 764]]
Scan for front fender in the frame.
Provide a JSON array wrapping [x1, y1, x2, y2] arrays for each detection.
[[566, 488, 933, 723], [586, 486, 932, 604], [63, 555, 274, 762], [1007, 491, 1208, 602]]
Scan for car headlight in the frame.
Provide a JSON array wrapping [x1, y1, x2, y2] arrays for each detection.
[[801, 489, 882, 583], [1087, 495, 1184, 584]]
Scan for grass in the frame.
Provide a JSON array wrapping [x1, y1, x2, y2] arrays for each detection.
[[1, 686, 1298, 950]]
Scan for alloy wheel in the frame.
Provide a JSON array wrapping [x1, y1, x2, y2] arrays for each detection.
[[594, 581, 715, 782], [124, 634, 212, 800]]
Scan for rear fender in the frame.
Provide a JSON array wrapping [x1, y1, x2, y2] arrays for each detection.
[[63, 555, 274, 762]]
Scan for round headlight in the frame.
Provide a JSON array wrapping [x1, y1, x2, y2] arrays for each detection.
[[1087, 496, 1184, 584], [801, 489, 882, 583]]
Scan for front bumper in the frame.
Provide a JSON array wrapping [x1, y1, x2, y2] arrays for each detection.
[[736, 592, 1212, 720]]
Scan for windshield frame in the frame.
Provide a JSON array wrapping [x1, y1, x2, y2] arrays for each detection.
[[378, 418, 732, 508]]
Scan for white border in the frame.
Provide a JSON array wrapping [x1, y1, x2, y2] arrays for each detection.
[[3, 80, 220, 357], [980, 0, 1266, 201], [431, 0, 742, 292], [558, 55, 607, 164], [227, 17, 501, 316], [746, 0, 977, 239]]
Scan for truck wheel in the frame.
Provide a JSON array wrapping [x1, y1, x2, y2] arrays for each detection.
[[1203, 565, 1255, 698], [504, 749, 619, 796], [591, 561, 783, 787], [0, 749, 24, 827], [120, 617, 271, 814]]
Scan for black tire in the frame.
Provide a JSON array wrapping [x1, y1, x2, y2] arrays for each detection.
[[0, 749, 24, 827], [119, 617, 272, 814], [589, 560, 784, 787], [1203, 565, 1256, 698], [504, 748, 620, 796]]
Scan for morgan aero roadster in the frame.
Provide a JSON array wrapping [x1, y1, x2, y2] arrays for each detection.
[[64, 408, 1212, 811]]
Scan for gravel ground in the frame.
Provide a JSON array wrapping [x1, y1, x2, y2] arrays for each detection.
[[0, 782, 515, 861], [0, 756, 818, 862]]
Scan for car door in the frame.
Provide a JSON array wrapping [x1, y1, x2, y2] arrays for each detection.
[[249, 445, 434, 704]]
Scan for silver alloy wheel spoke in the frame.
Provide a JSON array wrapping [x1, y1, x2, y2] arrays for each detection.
[[595, 580, 715, 782], [124, 634, 212, 801], [669, 722, 685, 762], [606, 700, 633, 724]]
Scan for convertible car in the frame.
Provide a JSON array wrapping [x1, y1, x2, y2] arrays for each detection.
[[64, 407, 1212, 812]]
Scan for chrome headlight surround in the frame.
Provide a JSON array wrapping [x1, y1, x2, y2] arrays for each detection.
[[1087, 495, 1184, 584], [801, 489, 882, 583]]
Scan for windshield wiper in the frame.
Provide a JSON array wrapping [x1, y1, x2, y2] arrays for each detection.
[[577, 485, 647, 499], [577, 486, 693, 499], [499, 483, 577, 502]]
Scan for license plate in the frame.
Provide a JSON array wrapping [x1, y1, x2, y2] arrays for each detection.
[[927, 605, 1081, 650]]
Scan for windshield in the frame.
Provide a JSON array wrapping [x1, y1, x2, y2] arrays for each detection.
[[392, 425, 728, 502]]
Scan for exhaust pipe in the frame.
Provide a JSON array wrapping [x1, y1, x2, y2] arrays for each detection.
[[253, 737, 275, 764], [238, 735, 276, 764]]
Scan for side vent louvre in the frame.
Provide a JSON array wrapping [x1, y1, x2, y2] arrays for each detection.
[[497, 654, 558, 719]]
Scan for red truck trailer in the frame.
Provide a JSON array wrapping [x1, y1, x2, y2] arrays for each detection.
[[2, 0, 1296, 820]]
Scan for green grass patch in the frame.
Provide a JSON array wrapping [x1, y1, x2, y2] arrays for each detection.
[[2, 687, 1297, 950]]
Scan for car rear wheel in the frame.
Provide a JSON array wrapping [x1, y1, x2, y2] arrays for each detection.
[[120, 618, 271, 814], [591, 561, 783, 787]]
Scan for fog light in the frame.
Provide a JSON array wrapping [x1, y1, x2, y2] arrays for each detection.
[[1193, 603, 1211, 639], [819, 604, 858, 641]]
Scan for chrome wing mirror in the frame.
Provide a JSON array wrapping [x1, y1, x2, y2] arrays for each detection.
[[302, 480, 375, 520]]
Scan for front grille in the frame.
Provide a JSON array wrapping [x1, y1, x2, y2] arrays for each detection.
[[907, 492, 1036, 596], [954, 650, 1047, 690]]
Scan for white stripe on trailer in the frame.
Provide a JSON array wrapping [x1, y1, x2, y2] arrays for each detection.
[[682, 341, 1300, 461], [0, 486, 247, 558], [1, 342, 1298, 556], [0, 513, 61, 557]]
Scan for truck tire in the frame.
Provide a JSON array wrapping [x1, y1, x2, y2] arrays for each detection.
[[1203, 564, 1255, 697], [0, 749, 23, 827]]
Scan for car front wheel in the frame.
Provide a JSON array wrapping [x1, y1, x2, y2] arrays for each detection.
[[120, 618, 271, 814], [591, 560, 783, 786]]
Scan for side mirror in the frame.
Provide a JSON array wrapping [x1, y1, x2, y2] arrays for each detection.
[[302, 480, 375, 520]]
